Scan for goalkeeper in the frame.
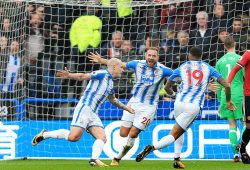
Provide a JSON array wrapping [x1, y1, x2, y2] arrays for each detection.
[[215, 36, 245, 162]]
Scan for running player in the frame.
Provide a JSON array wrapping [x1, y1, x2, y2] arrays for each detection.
[[135, 47, 236, 167]]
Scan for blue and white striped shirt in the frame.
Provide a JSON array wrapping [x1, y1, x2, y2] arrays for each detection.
[[80, 70, 115, 113], [1, 55, 21, 92], [126, 60, 173, 105], [169, 61, 222, 107]]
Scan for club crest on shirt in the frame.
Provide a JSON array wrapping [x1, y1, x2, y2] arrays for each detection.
[[154, 69, 162, 75]]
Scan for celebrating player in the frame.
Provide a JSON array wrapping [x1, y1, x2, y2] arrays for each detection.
[[88, 47, 185, 168], [216, 36, 245, 162], [135, 47, 236, 167], [228, 50, 250, 164], [32, 58, 135, 167]]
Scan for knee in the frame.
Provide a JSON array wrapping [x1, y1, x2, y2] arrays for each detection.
[[129, 128, 139, 138], [68, 134, 81, 142], [120, 131, 129, 137], [129, 133, 138, 138], [119, 126, 131, 137]]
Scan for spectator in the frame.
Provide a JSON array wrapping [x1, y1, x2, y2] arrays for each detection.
[[120, 39, 140, 61], [26, 3, 35, 16], [242, 30, 250, 52], [160, 30, 176, 53], [113, 40, 139, 98], [26, 13, 46, 64], [165, 30, 189, 69], [241, 14, 250, 28], [45, 24, 64, 56], [201, 0, 231, 16], [139, 34, 166, 64], [0, 1, 26, 40], [229, 17, 248, 55], [101, 31, 123, 59], [0, 40, 23, 119], [25, 12, 48, 116], [0, 35, 9, 91], [139, 34, 159, 54], [0, 18, 15, 39], [0, 35, 8, 55], [209, 4, 232, 32], [160, 1, 194, 32], [35, 4, 45, 20], [210, 28, 230, 66], [189, 11, 217, 64]]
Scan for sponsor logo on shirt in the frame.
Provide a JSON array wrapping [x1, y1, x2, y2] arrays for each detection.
[[141, 75, 154, 85]]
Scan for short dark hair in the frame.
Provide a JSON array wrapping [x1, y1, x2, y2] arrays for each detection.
[[233, 17, 242, 22], [189, 46, 202, 59], [218, 28, 228, 33], [224, 36, 235, 49]]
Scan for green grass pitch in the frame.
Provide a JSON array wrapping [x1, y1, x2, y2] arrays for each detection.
[[0, 160, 249, 170]]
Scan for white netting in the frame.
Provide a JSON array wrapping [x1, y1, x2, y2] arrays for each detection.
[[0, 0, 249, 160]]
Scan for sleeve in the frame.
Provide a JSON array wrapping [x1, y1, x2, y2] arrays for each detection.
[[109, 88, 115, 96], [237, 50, 250, 68], [168, 68, 181, 82], [162, 67, 173, 77], [126, 60, 139, 70], [90, 71, 104, 80], [228, 64, 242, 84], [209, 66, 222, 80]]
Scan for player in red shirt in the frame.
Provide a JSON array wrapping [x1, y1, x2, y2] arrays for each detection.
[[228, 50, 250, 164]]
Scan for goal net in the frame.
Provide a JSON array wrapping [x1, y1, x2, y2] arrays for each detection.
[[0, 0, 249, 160]]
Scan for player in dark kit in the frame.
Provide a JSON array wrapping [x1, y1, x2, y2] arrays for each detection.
[[228, 50, 250, 164]]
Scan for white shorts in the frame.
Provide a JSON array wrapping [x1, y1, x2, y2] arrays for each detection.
[[121, 99, 157, 131], [71, 103, 103, 129], [174, 101, 200, 131]]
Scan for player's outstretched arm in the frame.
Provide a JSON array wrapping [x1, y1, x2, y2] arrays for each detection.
[[108, 96, 135, 114], [228, 64, 242, 84], [217, 77, 236, 111], [88, 52, 127, 69], [88, 52, 108, 65], [56, 67, 91, 81]]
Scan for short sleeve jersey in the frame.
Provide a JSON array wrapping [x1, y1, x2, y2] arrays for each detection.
[[169, 60, 222, 108], [81, 70, 115, 113], [216, 52, 244, 103], [126, 60, 173, 105], [236, 50, 250, 96]]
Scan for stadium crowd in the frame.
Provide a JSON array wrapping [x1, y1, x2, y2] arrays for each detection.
[[0, 0, 249, 119]]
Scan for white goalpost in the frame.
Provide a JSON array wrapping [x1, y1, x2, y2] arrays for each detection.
[[0, 0, 249, 160]]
